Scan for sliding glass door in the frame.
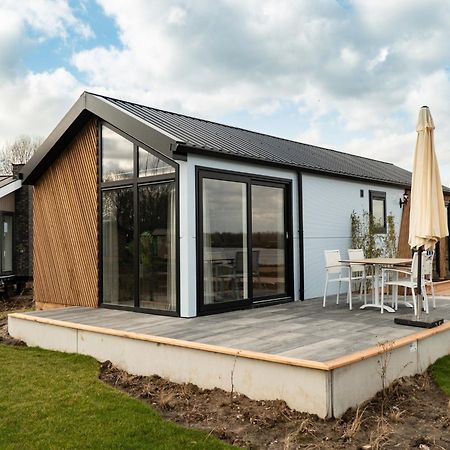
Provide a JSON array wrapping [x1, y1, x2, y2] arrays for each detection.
[[198, 170, 291, 313], [202, 178, 249, 305]]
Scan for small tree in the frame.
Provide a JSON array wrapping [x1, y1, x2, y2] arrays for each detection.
[[350, 210, 397, 258], [0, 135, 42, 174]]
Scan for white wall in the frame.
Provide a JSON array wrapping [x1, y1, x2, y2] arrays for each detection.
[[178, 154, 300, 317], [302, 173, 405, 300]]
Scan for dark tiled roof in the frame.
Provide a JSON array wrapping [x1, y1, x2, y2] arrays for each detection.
[[98, 94, 413, 187]]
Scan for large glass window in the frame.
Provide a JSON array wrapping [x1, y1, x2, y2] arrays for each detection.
[[102, 188, 134, 306], [102, 125, 134, 182], [139, 147, 175, 178], [139, 183, 176, 311], [202, 178, 248, 305], [252, 185, 286, 297], [100, 123, 178, 314]]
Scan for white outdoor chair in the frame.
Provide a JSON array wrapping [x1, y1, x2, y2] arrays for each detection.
[[423, 251, 436, 309], [381, 252, 431, 315], [347, 249, 370, 305], [323, 250, 353, 310]]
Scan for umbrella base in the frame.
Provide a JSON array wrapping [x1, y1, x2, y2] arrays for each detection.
[[394, 315, 444, 329]]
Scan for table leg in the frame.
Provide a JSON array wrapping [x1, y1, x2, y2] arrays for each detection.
[[360, 264, 395, 313]]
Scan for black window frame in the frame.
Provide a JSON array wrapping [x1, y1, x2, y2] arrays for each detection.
[[0, 211, 14, 276], [98, 121, 180, 317], [196, 167, 294, 315], [369, 190, 387, 234]]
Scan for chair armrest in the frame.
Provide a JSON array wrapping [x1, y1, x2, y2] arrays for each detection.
[[382, 268, 411, 277]]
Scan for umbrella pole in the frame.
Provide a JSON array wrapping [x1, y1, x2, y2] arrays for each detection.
[[394, 246, 443, 328], [416, 247, 423, 319]]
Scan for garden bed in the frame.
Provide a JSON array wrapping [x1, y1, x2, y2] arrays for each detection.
[[99, 359, 450, 449]]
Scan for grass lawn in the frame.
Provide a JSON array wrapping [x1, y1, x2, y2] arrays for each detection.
[[432, 355, 450, 395], [0, 344, 232, 450]]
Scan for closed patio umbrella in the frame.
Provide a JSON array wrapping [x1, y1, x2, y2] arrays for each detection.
[[408, 106, 448, 319]]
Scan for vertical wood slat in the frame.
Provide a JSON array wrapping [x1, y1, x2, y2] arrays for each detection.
[[398, 190, 449, 279], [34, 119, 98, 308]]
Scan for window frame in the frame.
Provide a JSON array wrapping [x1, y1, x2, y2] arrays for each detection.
[[196, 166, 294, 315], [369, 190, 387, 234], [98, 121, 180, 317]]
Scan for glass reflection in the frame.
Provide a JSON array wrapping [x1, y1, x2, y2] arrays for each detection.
[[2, 216, 12, 272], [372, 198, 385, 231], [203, 178, 248, 304], [102, 188, 134, 306], [252, 185, 286, 297], [102, 126, 134, 182], [139, 182, 176, 311], [138, 147, 175, 177]]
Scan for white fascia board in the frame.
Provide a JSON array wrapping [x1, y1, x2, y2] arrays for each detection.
[[0, 179, 21, 198]]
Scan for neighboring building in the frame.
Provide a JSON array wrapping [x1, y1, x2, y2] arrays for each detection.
[[21, 92, 450, 316], [0, 164, 33, 292]]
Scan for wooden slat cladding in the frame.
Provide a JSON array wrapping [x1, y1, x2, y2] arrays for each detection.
[[398, 190, 450, 279], [34, 119, 98, 308]]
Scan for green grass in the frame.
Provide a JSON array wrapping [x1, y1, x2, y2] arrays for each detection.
[[432, 355, 450, 396], [0, 345, 232, 450]]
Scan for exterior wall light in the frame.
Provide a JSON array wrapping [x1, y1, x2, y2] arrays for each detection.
[[399, 193, 408, 208]]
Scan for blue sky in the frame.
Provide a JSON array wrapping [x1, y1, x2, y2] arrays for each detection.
[[1, 0, 450, 185]]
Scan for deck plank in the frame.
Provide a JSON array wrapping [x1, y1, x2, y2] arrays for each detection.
[[24, 296, 450, 362]]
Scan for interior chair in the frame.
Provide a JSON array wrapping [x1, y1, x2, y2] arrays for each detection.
[[233, 250, 262, 289], [323, 250, 353, 310], [381, 252, 431, 315]]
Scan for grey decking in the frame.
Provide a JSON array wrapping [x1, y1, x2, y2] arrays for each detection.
[[25, 296, 450, 362]]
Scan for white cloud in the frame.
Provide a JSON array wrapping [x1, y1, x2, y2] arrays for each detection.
[[2, 0, 450, 187], [0, 68, 83, 146], [1, 0, 93, 40]]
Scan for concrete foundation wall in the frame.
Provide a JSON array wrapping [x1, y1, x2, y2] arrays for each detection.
[[8, 314, 450, 419], [8, 315, 329, 417]]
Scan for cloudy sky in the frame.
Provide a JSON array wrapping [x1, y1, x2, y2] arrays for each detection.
[[1, 0, 450, 184]]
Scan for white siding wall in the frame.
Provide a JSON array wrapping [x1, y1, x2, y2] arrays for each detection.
[[178, 155, 300, 317], [302, 173, 405, 300]]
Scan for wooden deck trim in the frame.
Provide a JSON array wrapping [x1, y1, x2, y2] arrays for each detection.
[[9, 312, 449, 371], [325, 320, 450, 369], [8, 313, 329, 371]]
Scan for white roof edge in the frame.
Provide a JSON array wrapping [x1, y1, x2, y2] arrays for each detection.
[[0, 179, 21, 198], [93, 95, 186, 144]]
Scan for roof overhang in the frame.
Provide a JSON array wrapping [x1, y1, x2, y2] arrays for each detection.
[[21, 92, 185, 184], [0, 179, 22, 198]]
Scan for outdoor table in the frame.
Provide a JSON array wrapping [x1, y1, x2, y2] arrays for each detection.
[[340, 257, 412, 313]]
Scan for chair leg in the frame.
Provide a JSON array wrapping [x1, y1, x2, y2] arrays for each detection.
[[431, 282, 436, 309], [381, 281, 384, 314], [337, 281, 341, 305], [348, 278, 352, 310], [323, 274, 328, 308], [423, 289, 429, 314], [411, 287, 417, 316], [363, 277, 367, 305]]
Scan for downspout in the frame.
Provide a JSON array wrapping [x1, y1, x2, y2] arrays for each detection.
[[297, 170, 305, 301]]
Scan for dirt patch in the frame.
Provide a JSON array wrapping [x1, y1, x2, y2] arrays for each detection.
[[100, 361, 450, 449], [0, 291, 33, 346]]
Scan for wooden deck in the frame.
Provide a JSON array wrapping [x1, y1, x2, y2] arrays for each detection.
[[21, 295, 450, 362], [8, 295, 450, 418]]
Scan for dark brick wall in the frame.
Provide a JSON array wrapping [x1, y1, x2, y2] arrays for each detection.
[[12, 164, 33, 279]]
